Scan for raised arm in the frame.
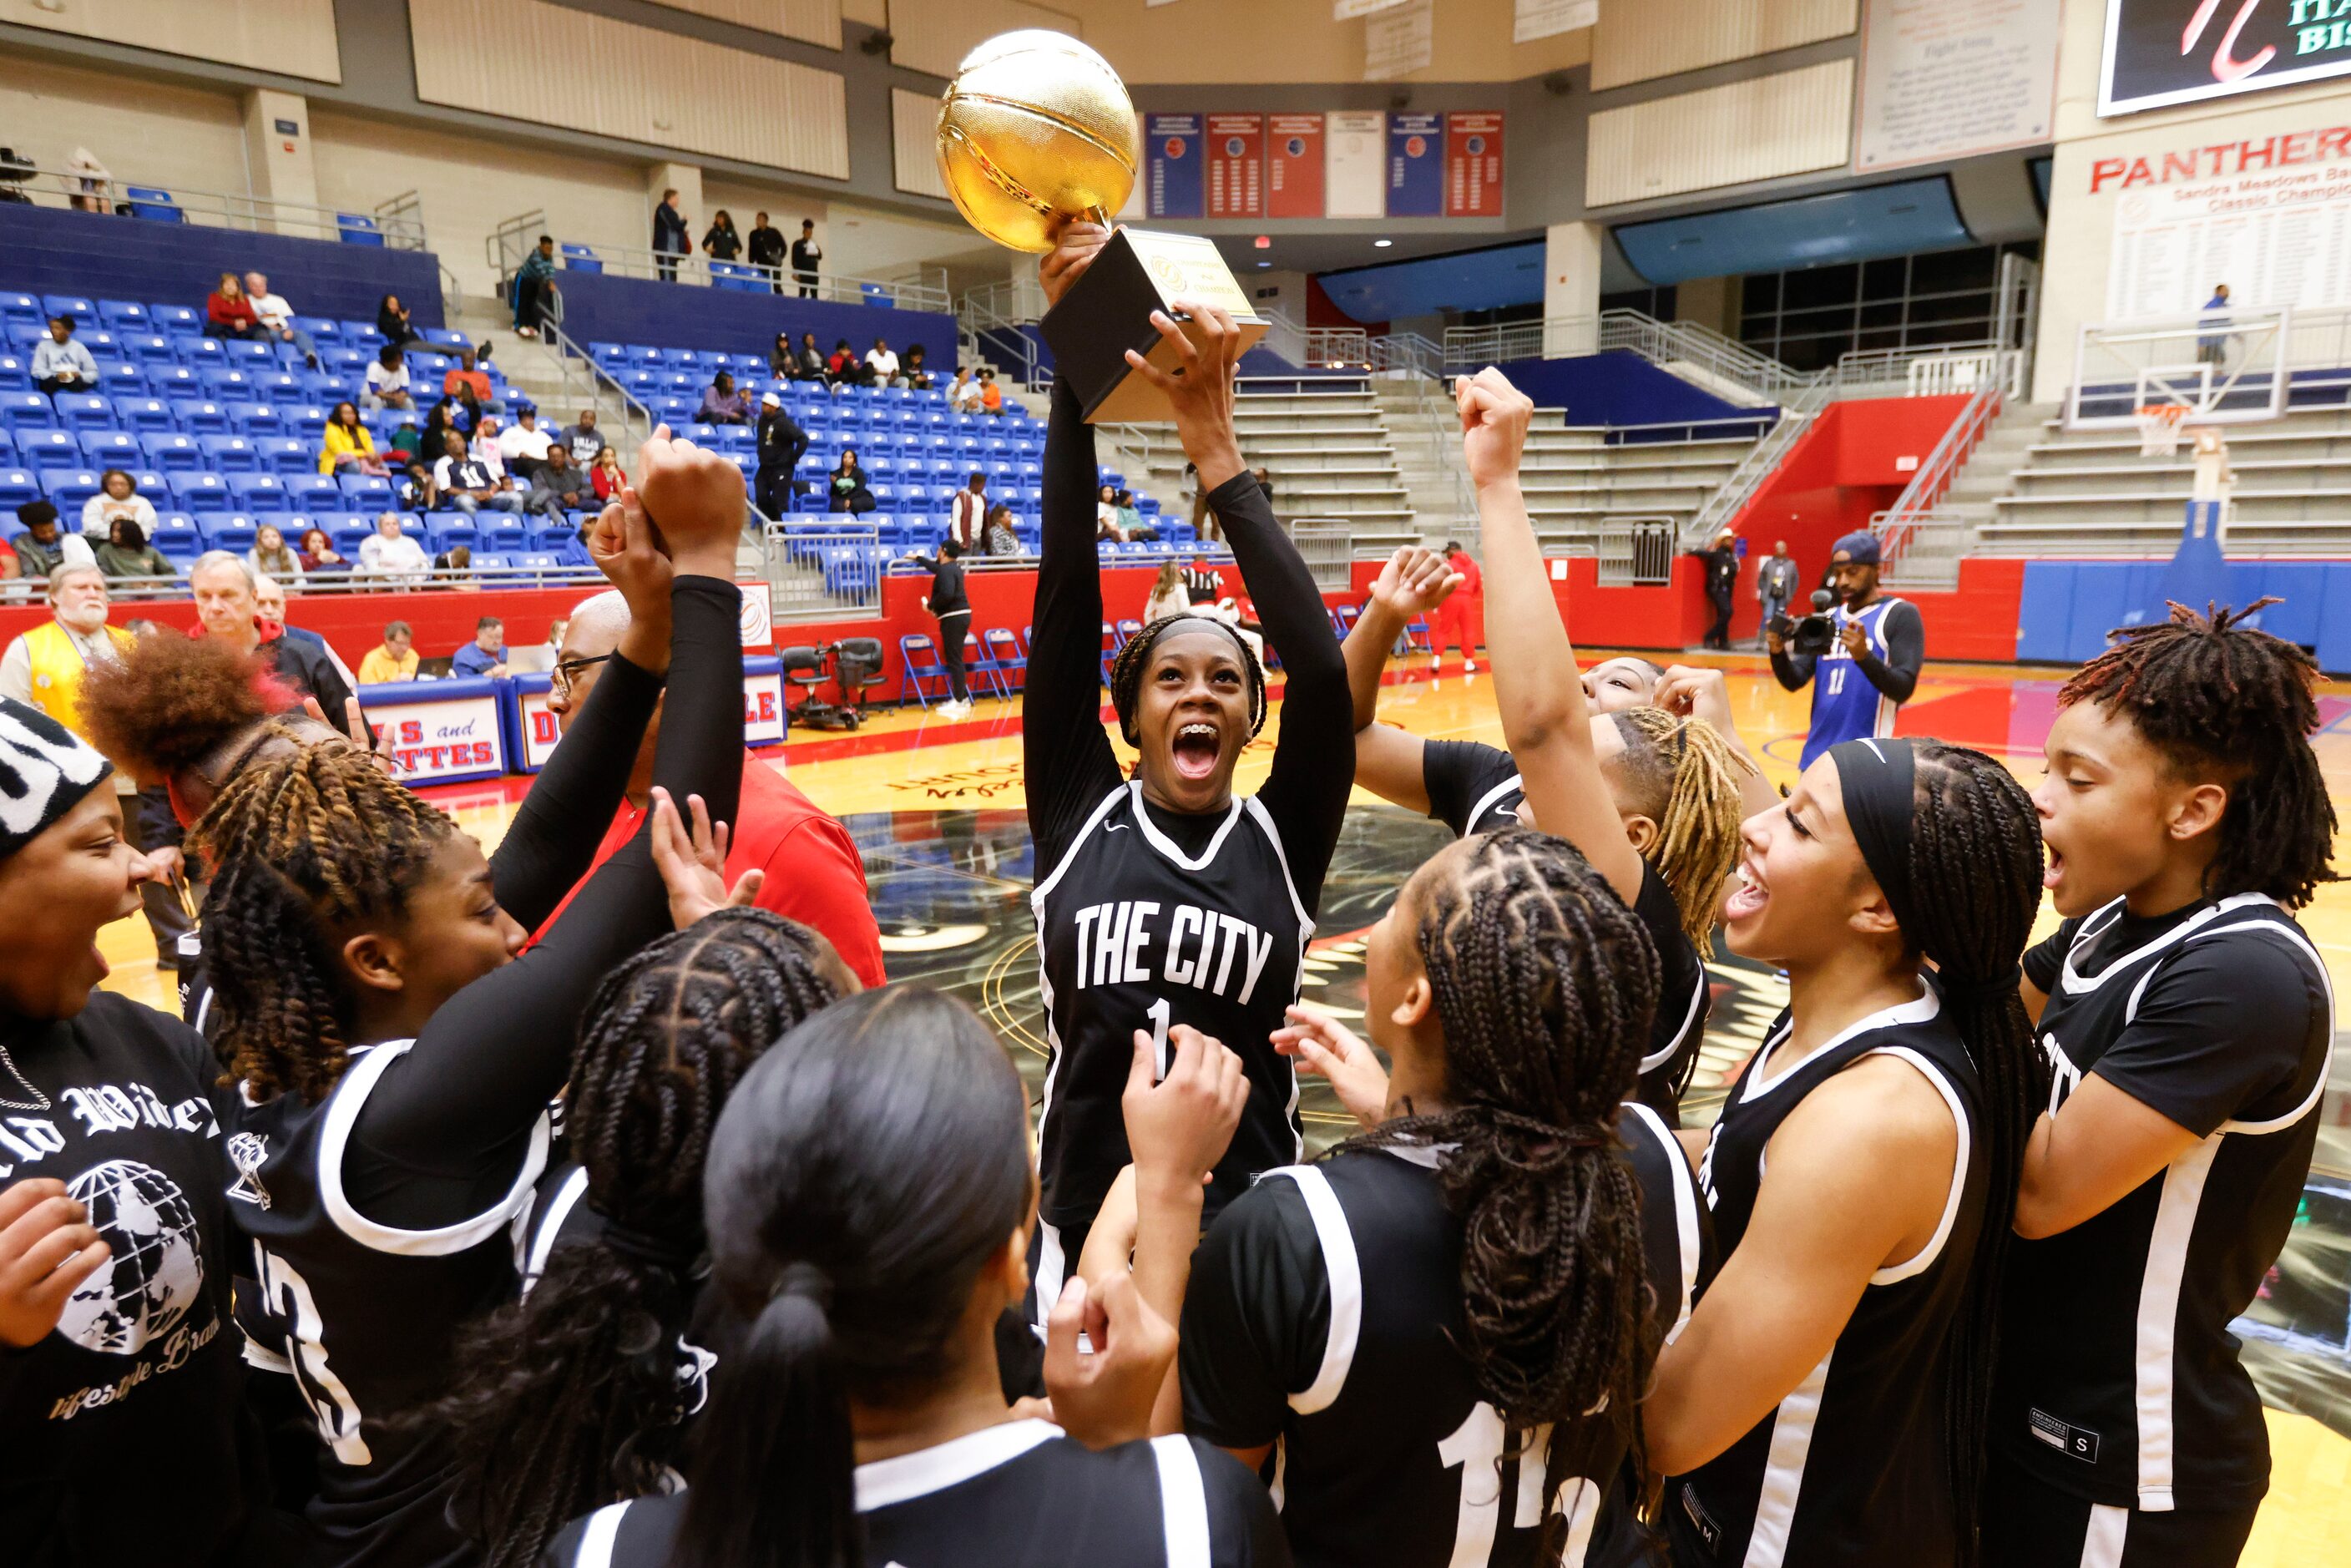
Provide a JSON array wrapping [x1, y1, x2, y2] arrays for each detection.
[[1654, 664, 1777, 820], [1120, 304, 1354, 913], [1339, 549, 1460, 815], [1457, 368, 1645, 907], [1022, 225, 1125, 862]]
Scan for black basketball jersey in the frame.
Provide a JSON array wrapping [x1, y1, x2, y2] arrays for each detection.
[[1418, 739, 1707, 1120], [538, 1420, 1291, 1567], [1031, 781, 1313, 1251], [229, 1039, 554, 1567], [1181, 1104, 1712, 1568], [1996, 894, 2332, 1514], [1672, 988, 1986, 1568]]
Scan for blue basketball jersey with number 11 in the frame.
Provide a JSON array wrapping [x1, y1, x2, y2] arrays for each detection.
[[1799, 598, 1906, 768]]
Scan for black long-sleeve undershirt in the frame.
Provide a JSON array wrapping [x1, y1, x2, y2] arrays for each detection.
[[485, 650, 660, 930], [344, 576, 744, 1227], [1024, 377, 1352, 914], [1770, 596, 1924, 704]]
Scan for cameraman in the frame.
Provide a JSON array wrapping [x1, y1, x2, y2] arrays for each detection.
[[1768, 531, 1923, 768]]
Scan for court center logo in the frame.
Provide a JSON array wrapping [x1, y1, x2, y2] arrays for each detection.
[[54, 1159, 205, 1356]]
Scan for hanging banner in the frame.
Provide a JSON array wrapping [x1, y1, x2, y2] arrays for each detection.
[[1856, 0, 2060, 171], [1145, 114, 1203, 220], [1443, 112, 1504, 217], [1327, 109, 1388, 219], [1514, 0, 1596, 43], [1206, 113, 1266, 219], [357, 680, 508, 786], [1363, 0, 1433, 81], [1267, 113, 1326, 218], [1386, 111, 1444, 217], [2101, 0, 2351, 117]]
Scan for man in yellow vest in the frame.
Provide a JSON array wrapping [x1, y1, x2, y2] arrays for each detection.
[[0, 563, 190, 963]]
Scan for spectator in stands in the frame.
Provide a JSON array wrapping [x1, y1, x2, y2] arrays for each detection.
[[423, 396, 472, 448], [788, 331, 825, 384], [702, 208, 741, 263], [242, 271, 320, 370], [444, 344, 493, 410], [1184, 460, 1216, 543], [948, 471, 988, 553], [387, 417, 427, 467], [357, 620, 418, 684], [699, 370, 751, 425], [755, 392, 808, 518], [949, 367, 982, 412], [247, 573, 357, 687], [748, 212, 786, 291], [526, 445, 593, 517], [65, 145, 111, 213], [319, 400, 387, 477], [365, 342, 413, 410], [432, 431, 520, 517], [559, 407, 601, 465], [395, 459, 437, 514], [1112, 487, 1155, 541], [451, 616, 508, 677], [31, 315, 97, 399], [767, 331, 796, 378], [94, 517, 171, 579], [358, 512, 432, 583], [983, 500, 1020, 558], [513, 235, 558, 338], [589, 443, 625, 502], [653, 188, 690, 282], [12, 501, 95, 579], [902, 342, 933, 390], [433, 543, 474, 584], [978, 366, 1004, 414], [826, 338, 864, 387], [864, 336, 902, 388], [0, 536, 17, 587], [827, 448, 875, 515], [792, 218, 822, 297], [246, 522, 303, 587], [1756, 538, 1799, 631], [1692, 527, 1741, 651], [377, 291, 423, 348], [1145, 560, 1189, 624], [1094, 483, 1125, 542], [205, 271, 266, 340], [498, 404, 554, 481], [543, 588, 887, 984], [79, 468, 156, 540], [296, 525, 346, 576]]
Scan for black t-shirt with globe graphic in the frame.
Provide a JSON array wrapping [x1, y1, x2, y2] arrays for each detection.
[[0, 989, 265, 1567]]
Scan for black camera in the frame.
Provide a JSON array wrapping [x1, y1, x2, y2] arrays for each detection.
[[1771, 589, 1839, 657]]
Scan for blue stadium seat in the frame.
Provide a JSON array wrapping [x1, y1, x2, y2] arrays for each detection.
[[42, 296, 96, 325], [478, 518, 528, 552], [228, 403, 284, 438], [527, 519, 577, 550], [78, 431, 140, 468], [17, 428, 78, 466], [48, 393, 111, 432], [284, 475, 341, 510], [119, 333, 175, 366], [0, 294, 39, 330], [254, 436, 312, 476], [224, 339, 274, 363], [426, 518, 478, 554], [0, 355, 27, 391], [150, 514, 201, 559], [422, 327, 469, 350], [140, 432, 204, 471], [124, 188, 184, 224], [295, 316, 340, 342], [227, 473, 287, 507], [149, 303, 200, 336], [331, 518, 377, 554], [197, 513, 259, 553], [199, 434, 260, 473], [560, 244, 603, 274], [93, 362, 143, 397], [0, 392, 57, 434], [337, 473, 392, 503], [40, 468, 102, 511], [144, 365, 200, 398], [171, 471, 232, 508], [170, 399, 230, 434], [0, 468, 35, 508], [337, 213, 387, 246]]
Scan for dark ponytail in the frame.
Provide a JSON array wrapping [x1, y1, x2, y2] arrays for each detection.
[[434, 912, 849, 1566], [1902, 742, 2048, 1568], [680, 988, 1034, 1568], [1344, 829, 1662, 1539]]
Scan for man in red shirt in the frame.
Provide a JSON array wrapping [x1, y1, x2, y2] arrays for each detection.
[[538, 589, 887, 985], [1429, 538, 1483, 670]]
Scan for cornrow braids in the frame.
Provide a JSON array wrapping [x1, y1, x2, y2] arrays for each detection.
[[1900, 741, 2048, 1568], [1106, 613, 1268, 746], [2061, 599, 2336, 908], [1344, 829, 1661, 1542], [188, 742, 456, 1103], [437, 910, 847, 1568], [1609, 706, 1756, 950]]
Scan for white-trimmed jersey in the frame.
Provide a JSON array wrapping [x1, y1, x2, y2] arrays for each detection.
[[1670, 988, 1985, 1568], [1997, 894, 2333, 1515], [1031, 781, 1313, 1242], [1180, 1105, 1712, 1567], [229, 1040, 552, 1567], [538, 1420, 1290, 1567], [1795, 597, 1919, 770]]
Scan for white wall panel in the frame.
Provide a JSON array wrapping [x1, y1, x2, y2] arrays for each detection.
[[0, 0, 341, 83], [892, 88, 949, 200], [1585, 59, 1855, 207], [408, 0, 847, 179], [640, 0, 842, 48], [1591, 0, 1853, 90], [0, 59, 248, 198], [885, 0, 1084, 80]]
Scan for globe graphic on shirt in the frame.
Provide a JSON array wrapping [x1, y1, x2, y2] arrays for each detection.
[[54, 1159, 205, 1356]]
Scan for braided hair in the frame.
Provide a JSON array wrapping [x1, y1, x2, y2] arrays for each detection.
[[436, 911, 848, 1568], [1897, 741, 2048, 1567], [2061, 599, 2335, 908], [1346, 829, 1661, 1543], [1606, 706, 1755, 951], [188, 742, 456, 1102], [1106, 612, 1267, 746]]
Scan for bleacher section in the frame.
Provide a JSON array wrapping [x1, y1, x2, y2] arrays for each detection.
[[1516, 422, 1756, 553], [1230, 379, 1415, 551]]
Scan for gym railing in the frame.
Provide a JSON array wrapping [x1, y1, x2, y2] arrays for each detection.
[[0, 163, 428, 250], [488, 215, 951, 314]]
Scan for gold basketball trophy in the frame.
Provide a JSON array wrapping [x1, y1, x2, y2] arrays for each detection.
[[937, 30, 1267, 423]]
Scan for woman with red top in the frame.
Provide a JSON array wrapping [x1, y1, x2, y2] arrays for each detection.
[[205, 272, 268, 341], [590, 443, 625, 502]]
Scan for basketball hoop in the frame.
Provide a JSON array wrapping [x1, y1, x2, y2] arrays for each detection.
[[2135, 403, 2190, 458]]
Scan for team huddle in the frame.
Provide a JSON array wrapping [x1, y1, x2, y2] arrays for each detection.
[[1, 225, 2333, 1568]]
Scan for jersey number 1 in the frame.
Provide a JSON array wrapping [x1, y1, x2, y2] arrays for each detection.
[[1438, 1404, 1556, 1566], [1146, 996, 1171, 1080]]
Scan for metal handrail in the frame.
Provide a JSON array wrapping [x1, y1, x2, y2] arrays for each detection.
[[1682, 377, 1831, 546], [956, 283, 1045, 388], [83, 563, 607, 600], [511, 229, 952, 313], [1872, 381, 2003, 573], [2, 163, 428, 249], [542, 311, 657, 447]]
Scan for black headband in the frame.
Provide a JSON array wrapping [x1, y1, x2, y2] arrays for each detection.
[[1117, 615, 1267, 741], [1828, 738, 1923, 938]]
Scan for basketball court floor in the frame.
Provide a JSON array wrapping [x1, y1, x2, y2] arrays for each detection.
[[92, 648, 2351, 1560]]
